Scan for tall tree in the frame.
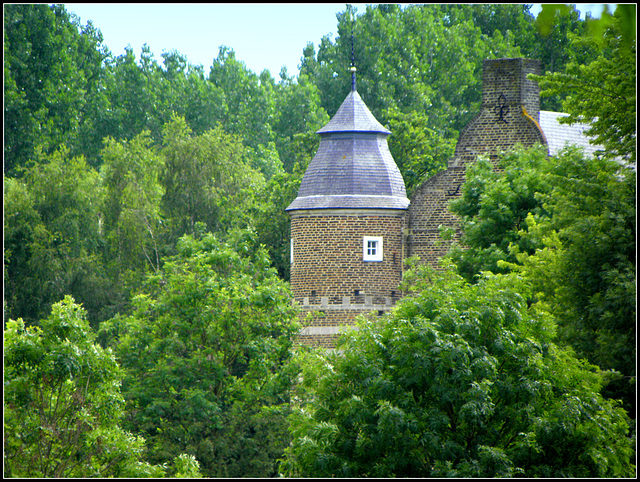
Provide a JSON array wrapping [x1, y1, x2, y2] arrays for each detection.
[[4, 147, 108, 326], [386, 108, 456, 195], [272, 72, 329, 172], [304, 4, 521, 131], [4, 297, 166, 478], [208, 46, 276, 150], [447, 145, 636, 416], [159, 115, 263, 244], [437, 4, 537, 56], [157, 50, 227, 136], [102, 45, 164, 144], [533, 6, 636, 164], [3, 4, 110, 174], [506, 150, 636, 416], [100, 131, 165, 276], [101, 231, 299, 477], [447, 145, 553, 282]]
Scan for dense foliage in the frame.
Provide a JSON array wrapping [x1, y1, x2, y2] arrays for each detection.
[[4, 3, 635, 477], [281, 265, 634, 477], [533, 7, 636, 164], [4, 297, 165, 477], [448, 146, 636, 416], [447, 8, 636, 418], [98, 231, 300, 477]]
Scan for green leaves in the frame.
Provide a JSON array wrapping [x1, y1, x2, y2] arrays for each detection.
[[447, 144, 635, 417], [108, 231, 299, 477], [160, 115, 262, 240], [448, 145, 552, 281], [507, 151, 636, 388], [4, 297, 165, 478], [386, 108, 455, 195], [4, 147, 109, 326], [533, 6, 636, 164], [282, 267, 634, 477]]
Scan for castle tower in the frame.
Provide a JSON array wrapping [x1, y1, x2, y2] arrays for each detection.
[[286, 68, 409, 349], [407, 58, 547, 267]]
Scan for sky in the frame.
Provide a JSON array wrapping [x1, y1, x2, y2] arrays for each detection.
[[63, 3, 613, 78]]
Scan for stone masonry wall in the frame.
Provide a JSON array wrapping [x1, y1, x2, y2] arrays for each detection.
[[290, 210, 406, 348], [408, 58, 547, 268], [290, 211, 406, 302]]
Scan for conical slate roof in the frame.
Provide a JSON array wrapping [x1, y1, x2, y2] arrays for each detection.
[[286, 89, 408, 211], [317, 90, 391, 134]]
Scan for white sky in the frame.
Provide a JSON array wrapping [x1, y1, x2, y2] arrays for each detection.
[[63, 3, 613, 77]]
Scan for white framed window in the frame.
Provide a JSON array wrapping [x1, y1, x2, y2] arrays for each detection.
[[363, 236, 383, 261]]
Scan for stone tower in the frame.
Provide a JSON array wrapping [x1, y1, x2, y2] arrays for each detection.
[[286, 69, 409, 349], [406, 58, 547, 267]]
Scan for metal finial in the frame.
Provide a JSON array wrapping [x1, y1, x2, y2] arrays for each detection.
[[350, 9, 356, 91]]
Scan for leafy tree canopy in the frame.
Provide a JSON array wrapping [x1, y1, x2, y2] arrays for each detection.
[[4, 297, 166, 478], [3, 3, 111, 175], [280, 264, 634, 478], [3, 147, 109, 326], [100, 230, 300, 477], [448, 144, 636, 417], [533, 5, 636, 164]]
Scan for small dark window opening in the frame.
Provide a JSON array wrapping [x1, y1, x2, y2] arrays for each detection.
[[311, 290, 317, 297], [354, 289, 361, 297], [391, 291, 396, 297], [377, 310, 385, 316]]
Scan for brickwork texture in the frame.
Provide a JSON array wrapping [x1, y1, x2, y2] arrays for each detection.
[[407, 58, 547, 268]]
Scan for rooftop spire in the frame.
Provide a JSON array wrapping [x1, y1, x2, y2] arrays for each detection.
[[350, 8, 356, 91]]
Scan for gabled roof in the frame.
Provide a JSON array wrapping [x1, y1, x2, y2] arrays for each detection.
[[539, 111, 600, 157]]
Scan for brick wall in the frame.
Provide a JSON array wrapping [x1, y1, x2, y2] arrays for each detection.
[[408, 58, 547, 268], [290, 209, 406, 348], [406, 168, 466, 266], [290, 211, 406, 301]]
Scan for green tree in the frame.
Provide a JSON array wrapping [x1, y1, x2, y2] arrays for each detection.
[[437, 4, 537, 58], [304, 4, 521, 134], [271, 72, 329, 172], [208, 46, 276, 150], [4, 4, 110, 174], [4, 296, 165, 478], [100, 131, 165, 275], [159, 115, 263, 243], [4, 147, 109, 326], [447, 145, 553, 282], [170, 453, 203, 478], [102, 46, 164, 144], [386, 108, 456, 195], [280, 264, 634, 477], [250, 169, 303, 280], [533, 6, 636, 164], [505, 150, 636, 416], [101, 231, 300, 477], [156, 50, 227, 136], [446, 145, 636, 416]]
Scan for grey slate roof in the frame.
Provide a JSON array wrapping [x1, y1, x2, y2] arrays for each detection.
[[317, 90, 391, 135], [539, 111, 600, 157], [287, 90, 409, 211]]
